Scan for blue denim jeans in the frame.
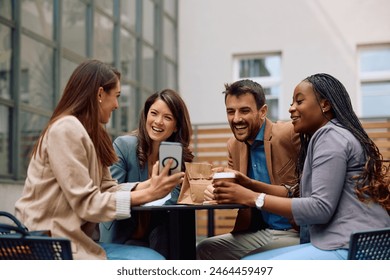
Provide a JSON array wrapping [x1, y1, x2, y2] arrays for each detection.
[[100, 242, 165, 260], [242, 243, 348, 260]]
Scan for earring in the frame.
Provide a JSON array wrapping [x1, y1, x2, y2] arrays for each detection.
[[99, 100, 102, 103]]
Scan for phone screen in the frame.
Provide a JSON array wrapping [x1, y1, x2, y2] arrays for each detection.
[[159, 142, 183, 175]]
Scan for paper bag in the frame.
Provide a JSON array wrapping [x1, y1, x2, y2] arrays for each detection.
[[177, 162, 213, 204]]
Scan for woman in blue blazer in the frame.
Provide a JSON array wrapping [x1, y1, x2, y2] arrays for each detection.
[[100, 89, 193, 258]]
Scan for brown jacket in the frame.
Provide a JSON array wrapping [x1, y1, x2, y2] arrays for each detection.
[[227, 118, 300, 231]]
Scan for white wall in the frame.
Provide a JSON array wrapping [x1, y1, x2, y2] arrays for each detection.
[[178, 0, 390, 124]]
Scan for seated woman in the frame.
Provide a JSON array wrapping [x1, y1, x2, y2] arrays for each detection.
[[207, 73, 390, 260], [14, 60, 184, 260], [99, 89, 194, 257]]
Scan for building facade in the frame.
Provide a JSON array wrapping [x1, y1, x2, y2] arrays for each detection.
[[178, 0, 390, 124]]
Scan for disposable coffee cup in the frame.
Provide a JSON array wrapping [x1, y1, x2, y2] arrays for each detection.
[[203, 172, 236, 205], [212, 172, 236, 183]]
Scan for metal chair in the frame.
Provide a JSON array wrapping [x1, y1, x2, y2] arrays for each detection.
[[0, 211, 73, 260], [348, 227, 390, 260]]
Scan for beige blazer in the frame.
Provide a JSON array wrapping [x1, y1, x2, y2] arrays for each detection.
[[15, 116, 132, 260]]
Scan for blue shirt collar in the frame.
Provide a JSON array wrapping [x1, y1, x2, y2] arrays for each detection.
[[247, 121, 266, 146]]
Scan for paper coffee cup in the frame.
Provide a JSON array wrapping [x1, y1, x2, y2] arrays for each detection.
[[203, 172, 237, 205], [212, 172, 236, 182]]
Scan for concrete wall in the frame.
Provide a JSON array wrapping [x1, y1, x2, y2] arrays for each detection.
[[178, 0, 390, 124]]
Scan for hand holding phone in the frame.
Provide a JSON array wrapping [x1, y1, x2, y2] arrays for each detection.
[[159, 141, 183, 175]]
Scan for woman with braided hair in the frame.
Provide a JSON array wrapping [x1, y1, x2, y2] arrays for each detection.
[[210, 73, 389, 260]]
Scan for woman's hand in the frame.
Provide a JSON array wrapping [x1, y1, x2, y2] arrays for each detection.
[[204, 184, 216, 201], [133, 179, 151, 190], [147, 159, 184, 201]]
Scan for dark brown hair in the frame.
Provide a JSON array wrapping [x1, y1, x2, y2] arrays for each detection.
[[32, 59, 121, 167], [132, 89, 194, 168], [223, 79, 266, 110]]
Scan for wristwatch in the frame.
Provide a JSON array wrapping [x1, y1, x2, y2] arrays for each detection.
[[255, 193, 266, 209]]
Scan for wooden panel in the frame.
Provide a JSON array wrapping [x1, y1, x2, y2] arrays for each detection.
[[195, 156, 229, 163], [194, 137, 231, 144], [195, 127, 233, 135], [375, 140, 390, 148], [367, 132, 390, 139], [362, 122, 390, 129], [195, 146, 228, 153]]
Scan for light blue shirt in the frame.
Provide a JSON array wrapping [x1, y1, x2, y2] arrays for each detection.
[[247, 122, 292, 230]]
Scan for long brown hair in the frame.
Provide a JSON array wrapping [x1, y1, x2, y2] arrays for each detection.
[[32, 59, 120, 167], [132, 89, 194, 168]]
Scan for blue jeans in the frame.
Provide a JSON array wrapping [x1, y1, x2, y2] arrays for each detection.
[[100, 242, 165, 260], [242, 243, 348, 260]]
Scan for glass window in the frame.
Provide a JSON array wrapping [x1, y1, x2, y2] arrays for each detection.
[[60, 58, 79, 98], [360, 48, 390, 72], [0, 0, 179, 182], [239, 56, 281, 78], [22, 0, 53, 39], [143, 0, 154, 44], [95, 0, 113, 16], [164, 0, 176, 18], [163, 17, 176, 60], [19, 112, 49, 177], [120, 29, 137, 81], [119, 84, 137, 131], [234, 54, 282, 120], [62, 0, 87, 56], [0, 0, 12, 20], [21, 35, 54, 110], [142, 46, 155, 90], [120, 0, 136, 31], [361, 82, 390, 117], [94, 12, 114, 64], [359, 46, 390, 117], [162, 60, 177, 89], [0, 25, 12, 100], [0, 104, 11, 176]]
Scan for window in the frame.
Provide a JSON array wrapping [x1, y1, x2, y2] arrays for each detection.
[[359, 45, 390, 117], [233, 54, 282, 120]]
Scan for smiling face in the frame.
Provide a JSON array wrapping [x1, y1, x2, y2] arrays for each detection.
[[98, 80, 120, 124], [146, 98, 177, 144], [225, 93, 267, 144], [289, 81, 330, 135]]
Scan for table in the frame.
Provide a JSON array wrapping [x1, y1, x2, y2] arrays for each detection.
[[132, 203, 245, 260]]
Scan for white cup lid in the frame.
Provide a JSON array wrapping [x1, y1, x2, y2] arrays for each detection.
[[213, 172, 236, 179]]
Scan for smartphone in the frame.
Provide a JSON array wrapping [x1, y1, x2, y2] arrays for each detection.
[[159, 141, 183, 175]]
